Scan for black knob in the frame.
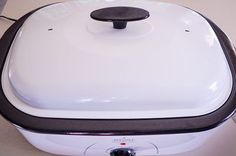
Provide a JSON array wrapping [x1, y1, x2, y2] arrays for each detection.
[[90, 7, 149, 29], [110, 148, 136, 156]]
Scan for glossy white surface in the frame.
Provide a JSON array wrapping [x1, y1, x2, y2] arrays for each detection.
[[0, 0, 236, 156], [1, 1, 236, 156], [17, 126, 216, 156], [2, 0, 233, 119], [2, 0, 233, 120]]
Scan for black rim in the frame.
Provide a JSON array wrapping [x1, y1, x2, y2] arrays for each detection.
[[0, 4, 236, 135]]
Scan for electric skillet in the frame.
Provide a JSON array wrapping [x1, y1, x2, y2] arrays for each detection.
[[0, 0, 236, 155]]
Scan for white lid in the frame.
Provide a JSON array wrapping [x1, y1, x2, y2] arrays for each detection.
[[2, 0, 232, 119]]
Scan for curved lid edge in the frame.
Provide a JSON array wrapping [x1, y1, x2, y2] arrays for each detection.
[[0, 3, 236, 135]]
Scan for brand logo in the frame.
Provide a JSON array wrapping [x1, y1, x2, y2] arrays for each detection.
[[113, 137, 135, 143]]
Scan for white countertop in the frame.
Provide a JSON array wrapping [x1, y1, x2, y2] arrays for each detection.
[[0, 0, 236, 156]]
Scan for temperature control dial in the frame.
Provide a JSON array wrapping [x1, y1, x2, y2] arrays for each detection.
[[110, 148, 136, 156]]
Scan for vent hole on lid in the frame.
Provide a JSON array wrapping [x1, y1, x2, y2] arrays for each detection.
[[48, 28, 53, 31], [185, 29, 190, 32]]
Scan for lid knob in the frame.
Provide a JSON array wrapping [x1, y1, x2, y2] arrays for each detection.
[[90, 7, 149, 29]]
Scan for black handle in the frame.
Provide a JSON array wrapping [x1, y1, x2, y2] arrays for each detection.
[[90, 7, 149, 29]]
